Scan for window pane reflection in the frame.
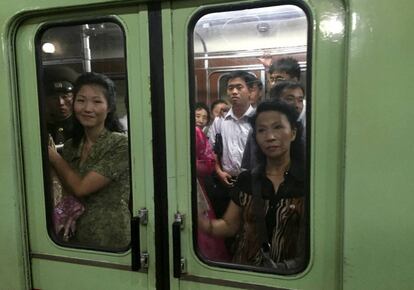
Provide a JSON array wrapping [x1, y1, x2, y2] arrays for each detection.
[[38, 22, 131, 252], [192, 5, 309, 273]]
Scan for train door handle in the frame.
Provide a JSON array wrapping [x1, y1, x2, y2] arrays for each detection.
[[172, 212, 186, 278], [131, 208, 148, 272]]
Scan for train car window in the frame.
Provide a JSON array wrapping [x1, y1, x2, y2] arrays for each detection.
[[36, 21, 131, 252], [191, 4, 310, 274]]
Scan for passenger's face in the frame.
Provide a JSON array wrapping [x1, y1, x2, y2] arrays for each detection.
[[249, 84, 262, 107], [195, 108, 209, 128], [47, 92, 73, 121], [268, 71, 297, 88], [280, 87, 304, 114], [255, 110, 296, 160], [74, 84, 109, 130], [212, 103, 229, 118], [227, 77, 251, 107]]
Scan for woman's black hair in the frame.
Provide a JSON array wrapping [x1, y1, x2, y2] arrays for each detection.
[[195, 101, 211, 124], [250, 100, 304, 164], [71, 72, 124, 147]]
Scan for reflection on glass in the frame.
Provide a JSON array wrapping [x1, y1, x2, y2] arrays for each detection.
[[38, 22, 131, 252], [192, 5, 309, 273]]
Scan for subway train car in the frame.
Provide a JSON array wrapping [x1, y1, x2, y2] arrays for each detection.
[[1, 0, 413, 289]]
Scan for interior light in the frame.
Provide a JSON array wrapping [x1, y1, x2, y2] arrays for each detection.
[[42, 42, 56, 54]]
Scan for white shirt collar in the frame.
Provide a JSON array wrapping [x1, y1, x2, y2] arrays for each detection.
[[225, 105, 255, 120]]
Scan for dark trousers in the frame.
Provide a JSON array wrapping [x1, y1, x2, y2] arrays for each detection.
[[202, 173, 231, 218]]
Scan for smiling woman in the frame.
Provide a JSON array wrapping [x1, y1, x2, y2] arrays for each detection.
[[74, 85, 109, 130], [34, 20, 132, 252], [48, 72, 131, 250]]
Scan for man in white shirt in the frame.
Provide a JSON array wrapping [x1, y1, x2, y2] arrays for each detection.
[[206, 71, 256, 217], [208, 71, 257, 186]]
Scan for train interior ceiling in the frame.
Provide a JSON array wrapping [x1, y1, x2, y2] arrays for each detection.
[[39, 4, 307, 114]]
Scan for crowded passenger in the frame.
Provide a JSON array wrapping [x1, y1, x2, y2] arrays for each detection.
[[210, 99, 230, 119], [207, 70, 256, 218], [270, 81, 304, 114], [242, 80, 306, 170], [249, 78, 263, 108], [195, 104, 230, 261], [44, 67, 78, 146], [195, 102, 211, 134], [48, 72, 130, 249], [199, 100, 306, 271], [267, 57, 301, 90], [269, 80, 306, 131]]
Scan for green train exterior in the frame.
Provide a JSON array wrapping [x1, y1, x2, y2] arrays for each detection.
[[1, 0, 413, 289]]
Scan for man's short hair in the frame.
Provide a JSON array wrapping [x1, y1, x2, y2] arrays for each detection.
[[269, 80, 304, 100], [268, 57, 301, 81], [226, 70, 258, 89]]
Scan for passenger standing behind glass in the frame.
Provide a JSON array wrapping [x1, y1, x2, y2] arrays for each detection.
[[195, 102, 210, 134], [210, 99, 230, 119], [266, 57, 304, 123], [267, 57, 301, 91], [199, 100, 306, 271], [195, 107, 230, 261], [242, 80, 306, 171], [249, 79, 263, 108], [207, 71, 256, 218], [204, 99, 230, 136], [44, 67, 78, 147], [48, 72, 130, 250], [269, 81, 306, 131]]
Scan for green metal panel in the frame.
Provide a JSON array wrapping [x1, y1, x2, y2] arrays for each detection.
[[0, 41, 31, 289], [343, 0, 414, 289], [9, 3, 155, 289], [163, 0, 346, 289], [3, 0, 413, 289], [31, 259, 148, 290]]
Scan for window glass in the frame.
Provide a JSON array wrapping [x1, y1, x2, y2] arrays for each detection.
[[191, 5, 309, 273], [37, 21, 131, 252]]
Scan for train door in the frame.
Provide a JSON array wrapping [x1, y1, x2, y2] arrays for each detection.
[[163, 0, 346, 289], [15, 4, 158, 290]]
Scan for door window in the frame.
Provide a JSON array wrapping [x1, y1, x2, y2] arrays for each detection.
[[36, 21, 131, 252], [190, 4, 310, 274]]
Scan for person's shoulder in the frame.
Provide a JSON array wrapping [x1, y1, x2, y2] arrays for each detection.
[[109, 131, 128, 140], [100, 130, 128, 149], [234, 170, 254, 193], [212, 115, 225, 125], [230, 170, 254, 206], [245, 105, 256, 117], [209, 116, 225, 133], [195, 126, 203, 135], [111, 131, 128, 147]]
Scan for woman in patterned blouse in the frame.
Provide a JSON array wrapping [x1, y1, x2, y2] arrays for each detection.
[[199, 100, 306, 272]]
